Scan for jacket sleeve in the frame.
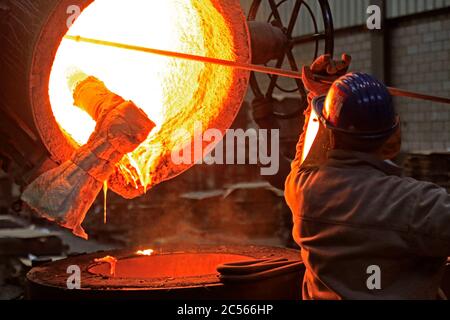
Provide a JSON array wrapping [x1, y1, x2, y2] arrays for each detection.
[[284, 134, 306, 216], [408, 180, 450, 257], [284, 103, 315, 216]]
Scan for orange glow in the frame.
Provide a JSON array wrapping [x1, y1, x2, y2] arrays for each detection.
[[136, 249, 155, 256], [49, 0, 238, 191], [94, 255, 118, 277], [301, 108, 320, 164], [103, 181, 108, 224]]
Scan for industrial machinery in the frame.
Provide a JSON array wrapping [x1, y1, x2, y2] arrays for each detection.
[[0, 0, 251, 200], [0, 0, 336, 198], [2, 0, 446, 198], [1, 0, 450, 300], [27, 245, 304, 300], [0, 0, 332, 299], [248, 0, 334, 118]]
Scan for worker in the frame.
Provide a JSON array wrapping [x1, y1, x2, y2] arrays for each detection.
[[281, 54, 450, 299]]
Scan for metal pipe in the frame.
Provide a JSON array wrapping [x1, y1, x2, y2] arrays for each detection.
[[317, 77, 450, 105], [386, 87, 450, 105], [64, 35, 301, 79], [64, 35, 450, 105]]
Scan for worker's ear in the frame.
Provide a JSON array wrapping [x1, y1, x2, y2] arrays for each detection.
[[380, 118, 402, 160]]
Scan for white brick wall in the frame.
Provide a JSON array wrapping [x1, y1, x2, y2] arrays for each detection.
[[288, 11, 450, 153], [391, 12, 450, 153]]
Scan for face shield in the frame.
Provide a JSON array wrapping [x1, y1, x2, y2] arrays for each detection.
[[299, 95, 331, 168]]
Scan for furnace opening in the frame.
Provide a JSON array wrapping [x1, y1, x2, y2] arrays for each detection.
[[49, 0, 247, 195]]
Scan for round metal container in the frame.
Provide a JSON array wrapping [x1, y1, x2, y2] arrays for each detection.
[[26, 245, 304, 300]]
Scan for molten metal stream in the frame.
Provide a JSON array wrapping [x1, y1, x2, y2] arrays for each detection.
[[50, 0, 241, 192], [103, 181, 108, 224]]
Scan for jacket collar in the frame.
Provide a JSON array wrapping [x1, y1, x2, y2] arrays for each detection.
[[326, 150, 403, 177]]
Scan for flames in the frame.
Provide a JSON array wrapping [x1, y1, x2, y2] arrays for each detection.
[[49, 0, 240, 192], [92, 250, 154, 278], [136, 249, 154, 256]]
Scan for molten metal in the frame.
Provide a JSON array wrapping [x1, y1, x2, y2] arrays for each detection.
[[94, 255, 118, 277], [49, 0, 250, 196], [136, 249, 155, 256]]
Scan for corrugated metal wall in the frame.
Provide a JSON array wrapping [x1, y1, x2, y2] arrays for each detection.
[[240, 0, 450, 34], [387, 0, 450, 18]]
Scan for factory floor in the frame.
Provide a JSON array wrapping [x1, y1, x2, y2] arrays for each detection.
[[0, 213, 120, 300]]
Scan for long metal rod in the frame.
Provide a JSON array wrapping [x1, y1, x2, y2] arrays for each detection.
[[387, 87, 450, 105], [64, 35, 302, 79], [65, 35, 450, 105]]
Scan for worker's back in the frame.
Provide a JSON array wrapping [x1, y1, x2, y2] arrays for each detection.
[[285, 149, 450, 300]]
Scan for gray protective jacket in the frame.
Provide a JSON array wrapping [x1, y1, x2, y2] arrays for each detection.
[[285, 150, 450, 300]]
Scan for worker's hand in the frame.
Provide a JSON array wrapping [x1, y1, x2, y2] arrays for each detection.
[[302, 54, 352, 101], [65, 66, 89, 93]]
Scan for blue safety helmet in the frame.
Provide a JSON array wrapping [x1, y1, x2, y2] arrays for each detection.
[[312, 72, 399, 140]]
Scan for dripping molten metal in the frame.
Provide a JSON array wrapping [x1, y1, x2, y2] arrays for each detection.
[[49, 0, 237, 191], [103, 181, 108, 224], [94, 255, 118, 277]]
